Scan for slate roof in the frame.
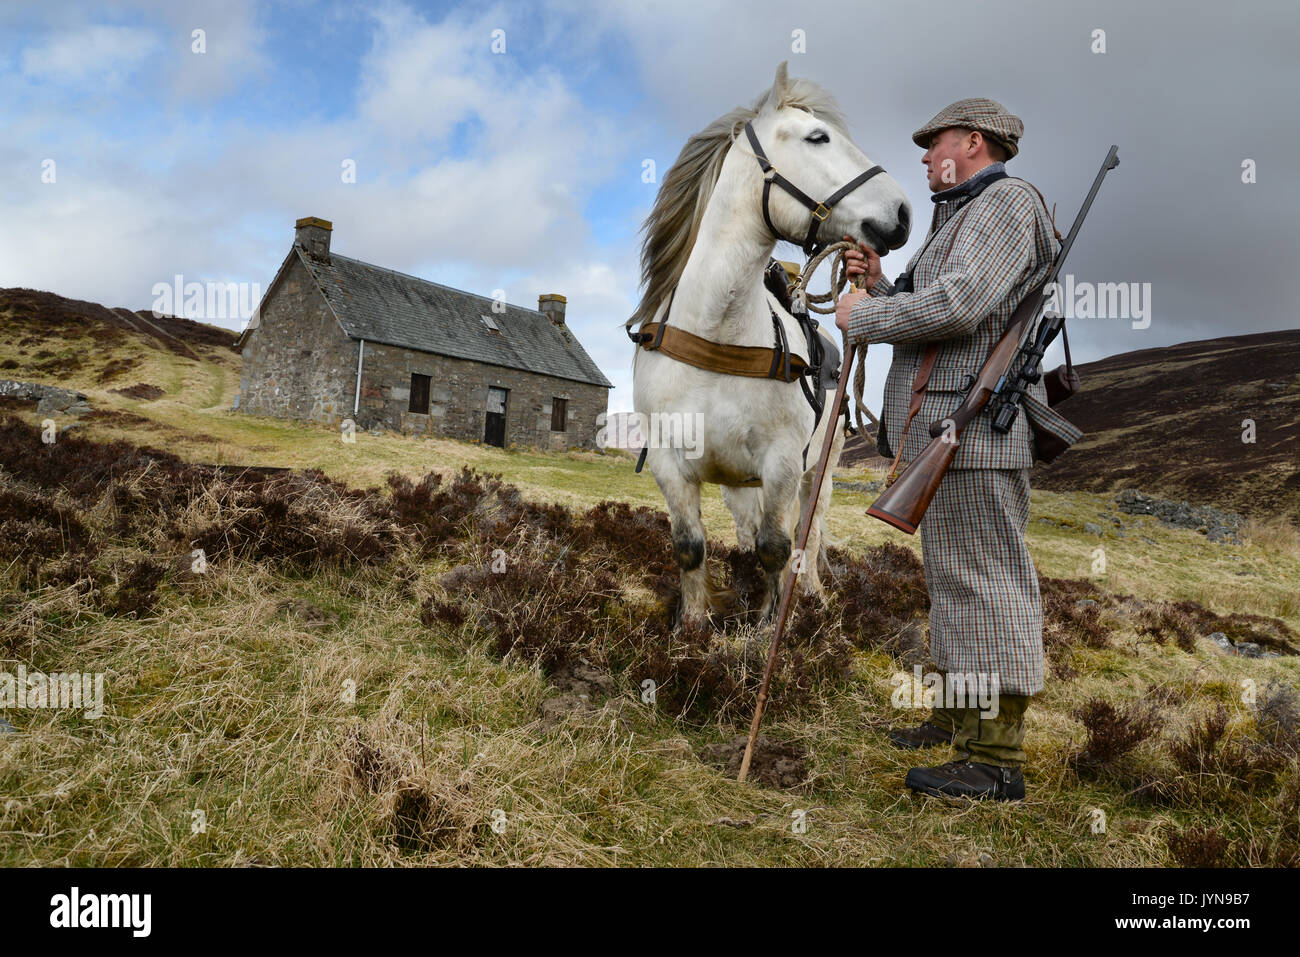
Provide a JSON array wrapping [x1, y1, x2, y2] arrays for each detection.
[[295, 250, 612, 389]]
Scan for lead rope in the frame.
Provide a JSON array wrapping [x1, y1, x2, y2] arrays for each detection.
[[787, 240, 877, 435]]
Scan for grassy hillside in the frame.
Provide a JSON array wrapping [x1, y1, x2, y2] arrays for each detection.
[[1035, 330, 1300, 524], [2, 289, 1299, 867]]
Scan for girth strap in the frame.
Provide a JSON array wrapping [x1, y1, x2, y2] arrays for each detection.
[[632, 317, 810, 382]]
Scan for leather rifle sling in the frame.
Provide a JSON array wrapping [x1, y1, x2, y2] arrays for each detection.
[[884, 342, 940, 485]]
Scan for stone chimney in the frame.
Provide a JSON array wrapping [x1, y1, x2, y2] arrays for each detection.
[[295, 216, 333, 263], [538, 293, 566, 325]]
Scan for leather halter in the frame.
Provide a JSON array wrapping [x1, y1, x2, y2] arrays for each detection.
[[625, 123, 886, 477], [743, 120, 886, 256]]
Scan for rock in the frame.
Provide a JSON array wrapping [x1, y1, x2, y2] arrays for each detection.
[[1084, 522, 1103, 536], [0, 378, 92, 416], [1114, 489, 1241, 545], [1076, 599, 1099, 608], [978, 852, 997, 868], [1209, 632, 1234, 654], [0, 718, 16, 734], [1235, 642, 1264, 659]]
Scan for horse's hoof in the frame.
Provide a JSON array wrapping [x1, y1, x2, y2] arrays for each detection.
[[672, 604, 707, 632]]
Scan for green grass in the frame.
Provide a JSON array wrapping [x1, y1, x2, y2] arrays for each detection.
[[2, 326, 1298, 867]]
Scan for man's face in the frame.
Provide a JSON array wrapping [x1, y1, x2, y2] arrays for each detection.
[[921, 128, 973, 192]]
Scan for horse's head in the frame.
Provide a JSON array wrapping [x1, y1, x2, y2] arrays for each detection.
[[744, 62, 911, 255]]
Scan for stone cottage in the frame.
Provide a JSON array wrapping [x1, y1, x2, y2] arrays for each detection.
[[237, 217, 612, 449]]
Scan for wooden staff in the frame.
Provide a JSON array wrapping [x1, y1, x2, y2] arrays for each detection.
[[738, 276, 863, 783]]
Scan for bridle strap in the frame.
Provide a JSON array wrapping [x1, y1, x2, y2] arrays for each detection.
[[743, 121, 885, 256]]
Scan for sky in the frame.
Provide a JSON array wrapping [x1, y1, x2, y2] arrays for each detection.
[[2, 0, 1296, 415]]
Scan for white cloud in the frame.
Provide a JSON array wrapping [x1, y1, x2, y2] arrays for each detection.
[[0, 0, 626, 349], [20, 25, 158, 86]]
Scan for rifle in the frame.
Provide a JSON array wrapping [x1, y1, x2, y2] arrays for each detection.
[[866, 145, 1119, 535]]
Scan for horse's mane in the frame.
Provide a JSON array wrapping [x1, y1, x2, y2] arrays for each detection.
[[630, 74, 850, 329]]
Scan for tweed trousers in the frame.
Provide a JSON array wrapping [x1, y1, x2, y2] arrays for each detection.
[[921, 467, 1044, 695]]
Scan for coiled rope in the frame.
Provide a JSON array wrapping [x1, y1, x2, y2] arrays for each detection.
[[787, 241, 880, 435]]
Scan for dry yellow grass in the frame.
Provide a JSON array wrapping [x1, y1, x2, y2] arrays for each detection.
[[2, 313, 1298, 867]]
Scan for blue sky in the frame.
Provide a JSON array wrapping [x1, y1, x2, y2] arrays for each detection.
[[2, 0, 1296, 414]]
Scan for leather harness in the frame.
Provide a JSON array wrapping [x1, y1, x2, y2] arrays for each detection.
[[743, 121, 887, 258], [627, 122, 890, 477]]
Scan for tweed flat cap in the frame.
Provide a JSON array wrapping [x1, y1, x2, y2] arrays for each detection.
[[911, 97, 1024, 158]]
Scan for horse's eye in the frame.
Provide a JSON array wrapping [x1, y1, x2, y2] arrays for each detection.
[[805, 130, 829, 144]]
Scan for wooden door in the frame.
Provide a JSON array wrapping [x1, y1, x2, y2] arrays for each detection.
[[485, 387, 508, 447]]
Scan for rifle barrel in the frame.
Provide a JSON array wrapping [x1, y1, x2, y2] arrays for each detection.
[[1045, 146, 1120, 290]]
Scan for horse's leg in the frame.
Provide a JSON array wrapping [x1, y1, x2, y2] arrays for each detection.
[[755, 457, 801, 623], [653, 460, 714, 626], [796, 466, 825, 598], [721, 485, 762, 551], [797, 420, 846, 599]]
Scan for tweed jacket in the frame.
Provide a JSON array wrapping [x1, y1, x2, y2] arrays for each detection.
[[846, 170, 1082, 470]]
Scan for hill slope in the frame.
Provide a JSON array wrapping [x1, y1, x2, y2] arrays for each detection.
[[1034, 330, 1300, 523], [1, 288, 1298, 867]]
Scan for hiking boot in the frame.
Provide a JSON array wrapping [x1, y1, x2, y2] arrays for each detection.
[[887, 721, 955, 750], [905, 759, 1026, 802]]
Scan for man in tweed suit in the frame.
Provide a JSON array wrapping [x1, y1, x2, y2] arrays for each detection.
[[835, 98, 1081, 801]]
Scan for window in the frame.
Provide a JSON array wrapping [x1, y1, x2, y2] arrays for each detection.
[[409, 373, 431, 414], [550, 397, 568, 432]]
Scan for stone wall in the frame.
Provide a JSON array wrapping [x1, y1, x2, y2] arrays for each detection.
[[239, 252, 610, 447], [356, 340, 608, 450], [238, 254, 355, 425]]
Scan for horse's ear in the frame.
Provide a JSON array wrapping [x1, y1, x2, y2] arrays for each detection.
[[770, 61, 790, 107]]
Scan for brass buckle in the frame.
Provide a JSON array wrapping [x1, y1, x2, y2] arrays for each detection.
[[764, 167, 779, 182], [811, 203, 831, 221]]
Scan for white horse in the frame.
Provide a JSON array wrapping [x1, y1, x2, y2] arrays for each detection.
[[630, 62, 912, 625]]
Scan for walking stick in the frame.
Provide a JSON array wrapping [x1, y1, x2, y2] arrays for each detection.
[[737, 276, 864, 783]]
